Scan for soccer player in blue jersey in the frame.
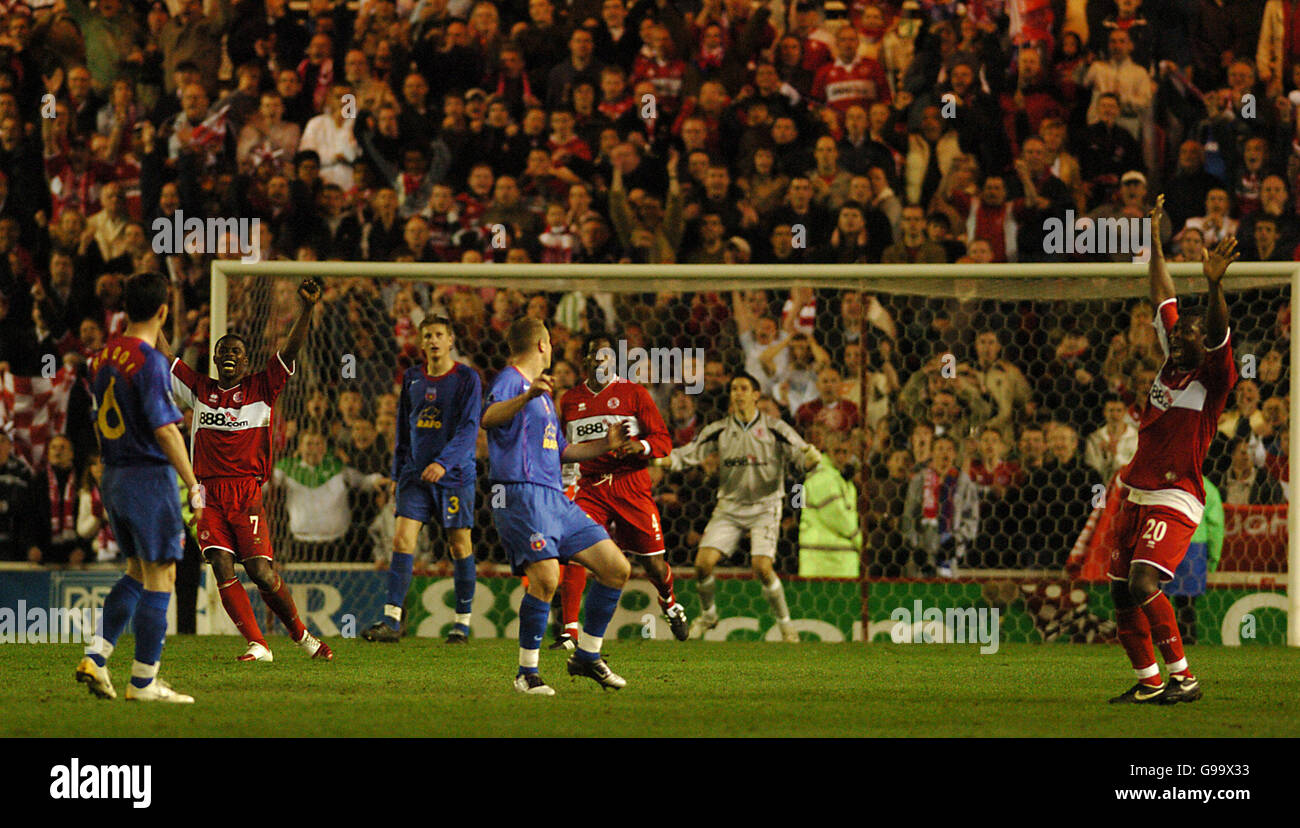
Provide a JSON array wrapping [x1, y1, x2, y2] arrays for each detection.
[[76, 272, 206, 703], [363, 317, 482, 644], [484, 317, 632, 694]]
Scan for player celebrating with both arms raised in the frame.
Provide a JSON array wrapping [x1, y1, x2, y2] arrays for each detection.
[[363, 317, 481, 644], [167, 277, 333, 663], [657, 373, 821, 641], [484, 318, 633, 695], [1107, 195, 1239, 705], [553, 335, 688, 647]]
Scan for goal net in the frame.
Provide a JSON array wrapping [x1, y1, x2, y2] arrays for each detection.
[[205, 260, 1298, 646]]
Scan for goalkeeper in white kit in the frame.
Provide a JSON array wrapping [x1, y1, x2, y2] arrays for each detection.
[[654, 373, 821, 641]]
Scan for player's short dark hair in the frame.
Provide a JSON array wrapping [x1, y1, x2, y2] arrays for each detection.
[[123, 271, 170, 323], [214, 333, 247, 351], [507, 317, 547, 357], [420, 316, 455, 335], [731, 372, 762, 393]]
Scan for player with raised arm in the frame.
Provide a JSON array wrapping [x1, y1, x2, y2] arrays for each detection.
[[551, 335, 688, 648], [168, 278, 334, 663], [484, 318, 632, 695], [655, 373, 821, 641], [1107, 194, 1239, 705], [76, 272, 205, 702], [363, 317, 482, 644]]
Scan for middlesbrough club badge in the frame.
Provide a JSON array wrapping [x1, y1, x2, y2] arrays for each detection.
[[608, 397, 620, 409]]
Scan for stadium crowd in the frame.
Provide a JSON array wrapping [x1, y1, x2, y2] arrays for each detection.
[[0, 0, 1293, 576]]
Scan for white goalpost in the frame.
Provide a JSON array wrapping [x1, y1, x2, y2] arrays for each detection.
[[210, 259, 1300, 646]]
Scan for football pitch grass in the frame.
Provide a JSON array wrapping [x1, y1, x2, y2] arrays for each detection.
[[3, 637, 1297, 738]]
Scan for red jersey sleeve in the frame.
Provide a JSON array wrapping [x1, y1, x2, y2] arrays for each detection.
[[170, 357, 202, 409], [1154, 297, 1178, 358], [265, 352, 295, 401], [632, 384, 673, 458], [1202, 327, 1238, 393]]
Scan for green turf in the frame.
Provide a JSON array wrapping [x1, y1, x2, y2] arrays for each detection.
[[3, 637, 1297, 737]]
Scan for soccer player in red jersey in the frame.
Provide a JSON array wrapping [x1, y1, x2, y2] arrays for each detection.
[[1107, 195, 1239, 705], [167, 278, 334, 663], [553, 335, 689, 646]]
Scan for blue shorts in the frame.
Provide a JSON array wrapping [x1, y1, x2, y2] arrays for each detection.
[[395, 478, 475, 529], [101, 465, 185, 563], [491, 482, 609, 575]]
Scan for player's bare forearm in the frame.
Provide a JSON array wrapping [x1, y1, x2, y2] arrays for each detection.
[[1147, 194, 1174, 305], [154, 422, 199, 489], [561, 439, 616, 463], [282, 278, 322, 364], [1205, 269, 1229, 346]]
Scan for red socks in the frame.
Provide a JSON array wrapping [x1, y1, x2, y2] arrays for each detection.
[[1116, 605, 1160, 684], [560, 563, 588, 629], [653, 563, 677, 610], [1140, 590, 1189, 675], [219, 578, 266, 646], [260, 574, 308, 642]]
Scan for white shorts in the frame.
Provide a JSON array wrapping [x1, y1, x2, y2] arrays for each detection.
[[699, 500, 782, 559]]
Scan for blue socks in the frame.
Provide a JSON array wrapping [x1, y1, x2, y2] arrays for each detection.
[[576, 582, 621, 663], [452, 555, 475, 632], [516, 593, 551, 675], [385, 552, 414, 629], [129, 589, 170, 688], [90, 575, 144, 667]]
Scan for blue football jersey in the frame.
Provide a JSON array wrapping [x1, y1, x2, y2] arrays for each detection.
[[90, 336, 183, 467], [393, 362, 482, 487], [486, 366, 566, 490]]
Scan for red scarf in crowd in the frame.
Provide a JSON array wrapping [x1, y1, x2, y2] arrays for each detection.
[[48, 467, 76, 540], [1288, 0, 1300, 66], [921, 466, 959, 535]]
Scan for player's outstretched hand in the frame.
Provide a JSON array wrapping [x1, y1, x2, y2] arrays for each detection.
[[526, 374, 554, 399], [298, 277, 323, 306], [1202, 235, 1239, 284], [1149, 194, 1166, 253]]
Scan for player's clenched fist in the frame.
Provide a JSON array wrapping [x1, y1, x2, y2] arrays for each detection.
[[606, 420, 630, 452], [421, 461, 446, 483], [298, 277, 323, 306], [527, 373, 554, 399]]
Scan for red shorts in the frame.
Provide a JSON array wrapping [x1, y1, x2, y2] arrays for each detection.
[[574, 472, 665, 556], [197, 477, 274, 563], [1106, 498, 1198, 581]]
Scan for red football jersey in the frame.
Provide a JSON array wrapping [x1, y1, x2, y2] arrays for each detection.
[[811, 58, 890, 113], [170, 353, 293, 481], [559, 376, 672, 480], [1120, 299, 1238, 523]]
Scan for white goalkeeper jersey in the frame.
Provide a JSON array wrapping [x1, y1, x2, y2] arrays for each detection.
[[665, 412, 814, 508]]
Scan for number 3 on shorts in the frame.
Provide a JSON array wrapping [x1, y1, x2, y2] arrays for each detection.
[[447, 496, 459, 515], [1140, 518, 1167, 543]]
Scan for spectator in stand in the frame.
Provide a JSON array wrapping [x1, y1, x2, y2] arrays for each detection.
[[1248, 215, 1292, 261], [905, 104, 960, 207], [796, 366, 861, 434], [902, 433, 978, 577], [32, 434, 84, 566], [767, 332, 830, 414], [806, 135, 853, 212], [882, 203, 947, 263], [1183, 186, 1239, 246], [966, 424, 1021, 567], [75, 451, 119, 562], [1085, 396, 1140, 482], [1217, 379, 1266, 439], [0, 430, 37, 562], [1220, 436, 1287, 505], [270, 429, 386, 562], [1078, 92, 1143, 209], [811, 25, 890, 114]]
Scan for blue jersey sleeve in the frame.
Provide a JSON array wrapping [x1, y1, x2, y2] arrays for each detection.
[[393, 369, 414, 480], [140, 350, 183, 433], [434, 367, 481, 473]]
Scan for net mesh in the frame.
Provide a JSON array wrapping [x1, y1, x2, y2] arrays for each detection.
[[210, 265, 1292, 645]]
